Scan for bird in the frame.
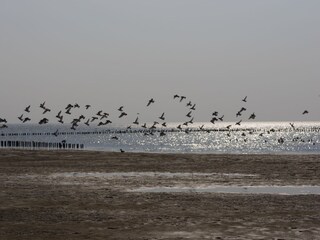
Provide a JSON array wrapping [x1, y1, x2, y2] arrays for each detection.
[[53, 129, 59, 137], [173, 94, 180, 99], [289, 123, 295, 129], [96, 110, 103, 116], [56, 111, 62, 119], [85, 104, 91, 110], [18, 114, 24, 122], [147, 98, 155, 106], [141, 123, 147, 128], [119, 112, 128, 118], [218, 115, 224, 121], [40, 101, 46, 109], [199, 125, 204, 130], [0, 118, 7, 123], [65, 108, 71, 115], [160, 131, 166, 137], [24, 105, 31, 113], [212, 111, 218, 116], [242, 96, 247, 102], [235, 120, 242, 126], [91, 116, 98, 122], [186, 111, 192, 118], [120, 149, 125, 153], [226, 125, 232, 130], [302, 110, 309, 115], [23, 117, 31, 123], [58, 117, 64, 124], [180, 96, 186, 102], [162, 122, 167, 127], [190, 104, 196, 110], [111, 136, 119, 140], [74, 103, 80, 108], [177, 124, 182, 130], [43, 108, 51, 114], [39, 118, 49, 125], [186, 101, 192, 107], [133, 117, 139, 125], [210, 117, 218, 124], [118, 106, 124, 111], [84, 119, 90, 126], [159, 113, 165, 121], [65, 104, 73, 110], [249, 113, 256, 120]]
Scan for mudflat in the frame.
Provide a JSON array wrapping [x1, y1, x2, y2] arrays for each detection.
[[1, 150, 320, 239]]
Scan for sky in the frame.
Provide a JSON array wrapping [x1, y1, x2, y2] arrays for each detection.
[[0, 0, 320, 124]]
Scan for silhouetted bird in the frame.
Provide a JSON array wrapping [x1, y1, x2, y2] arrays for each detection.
[[85, 105, 91, 109], [111, 136, 119, 140], [242, 96, 247, 102], [190, 104, 196, 110], [159, 112, 165, 121], [65, 108, 71, 115], [186, 111, 192, 118], [177, 124, 182, 130], [119, 112, 127, 118], [141, 123, 147, 128], [302, 110, 309, 115], [53, 129, 59, 137], [43, 108, 51, 114], [174, 94, 180, 99], [162, 122, 167, 127], [24, 105, 31, 113], [0, 118, 7, 123], [84, 119, 90, 126], [18, 114, 24, 122], [289, 123, 295, 129], [212, 111, 218, 116], [120, 149, 125, 153], [186, 101, 192, 107], [39, 118, 49, 125], [147, 98, 155, 106], [91, 116, 98, 122], [65, 104, 73, 109], [180, 96, 186, 102], [133, 117, 139, 125], [218, 115, 224, 121], [74, 103, 80, 108], [249, 113, 256, 120], [40, 101, 46, 109], [118, 106, 124, 111], [235, 120, 242, 126], [56, 111, 62, 119], [23, 117, 31, 123]]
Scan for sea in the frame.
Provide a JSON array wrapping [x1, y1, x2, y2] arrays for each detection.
[[1, 122, 320, 154]]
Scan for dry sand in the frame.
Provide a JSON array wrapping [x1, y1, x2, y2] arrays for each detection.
[[1, 149, 320, 239]]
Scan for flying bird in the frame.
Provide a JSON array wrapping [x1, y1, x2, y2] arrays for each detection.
[[118, 106, 124, 111], [174, 94, 180, 99], [24, 105, 31, 113], [242, 96, 247, 102], [249, 113, 256, 120], [159, 112, 165, 121], [18, 114, 24, 122], [133, 117, 139, 125], [85, 105, 91, 110], [180, 96, 186, 102], [119, 112, 128, 118], [147, 98, 155, 106], [302, 110, 309, 115]]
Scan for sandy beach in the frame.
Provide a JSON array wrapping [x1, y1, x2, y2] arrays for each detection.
[[1, 150, 320, 239]]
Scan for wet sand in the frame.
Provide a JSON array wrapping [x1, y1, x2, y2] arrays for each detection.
[[1, 150, 320, 239]]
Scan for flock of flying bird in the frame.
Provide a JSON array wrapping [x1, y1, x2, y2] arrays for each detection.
[[0, 95, 310, 136]]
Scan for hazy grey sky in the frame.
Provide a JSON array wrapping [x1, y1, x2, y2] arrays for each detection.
[[1, 0, 320, 123]]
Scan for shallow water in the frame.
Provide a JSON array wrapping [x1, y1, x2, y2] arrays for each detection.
[[1, 122, 320, 153]]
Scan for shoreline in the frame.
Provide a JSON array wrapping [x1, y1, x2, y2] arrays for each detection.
[[1, 149, 320, 239]]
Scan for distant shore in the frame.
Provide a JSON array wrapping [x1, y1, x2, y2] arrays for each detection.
[[1, 149, 320, 239]]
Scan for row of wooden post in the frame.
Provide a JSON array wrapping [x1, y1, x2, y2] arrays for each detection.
[[0, 140, 84, 150]]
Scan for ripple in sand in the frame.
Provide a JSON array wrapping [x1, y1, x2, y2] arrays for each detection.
[[129, 185, 320, 195]]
